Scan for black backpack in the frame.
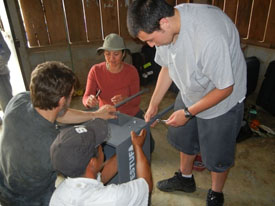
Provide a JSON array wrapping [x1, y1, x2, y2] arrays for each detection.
[[246, 56, 260, 96], [131, 45, 161, 85], [256, 60, 275, 116]]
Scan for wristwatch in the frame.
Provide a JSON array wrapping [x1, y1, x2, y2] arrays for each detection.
[[184, 107, 194, 119]]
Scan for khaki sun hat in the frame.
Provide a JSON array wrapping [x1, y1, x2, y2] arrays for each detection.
[[97, 33, 130, 55]]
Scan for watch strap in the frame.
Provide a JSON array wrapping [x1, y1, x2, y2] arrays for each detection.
[[184, 107, 194, 119]]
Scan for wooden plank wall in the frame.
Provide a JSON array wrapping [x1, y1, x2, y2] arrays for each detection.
[[43, 0, 67, 45], [212, 0, 274, 47], [19, 0, 49, 46], [177, 0, 193, 3], [212, 0, 224, 10], [223, 0, 238, 23], [84, 0, 102, 42], [19, 0, 275, 49], [236, 0, 252, 38], [248, 0, 270, 41], [63, 0, 87, 43], [265, 1, 275, 47], [100, 0, 119, 36], [119, 0, 134, 39], [166, 0, 177, 5]]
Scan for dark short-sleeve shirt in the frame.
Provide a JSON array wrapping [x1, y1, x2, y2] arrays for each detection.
[[0, 92, 59, 205]]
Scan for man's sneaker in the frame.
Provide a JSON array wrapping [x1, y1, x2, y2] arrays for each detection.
[[156, 170, 196, 192], [207, 189, 224, 206]]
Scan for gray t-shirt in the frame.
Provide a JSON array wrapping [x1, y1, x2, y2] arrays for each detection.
[[0, 92, 59, 205], [155, 4, 247, 119]]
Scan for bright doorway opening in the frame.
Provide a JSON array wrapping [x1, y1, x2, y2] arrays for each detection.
[[0, 0, 26, 119]]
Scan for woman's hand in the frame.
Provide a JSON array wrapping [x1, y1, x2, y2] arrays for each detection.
[[111, 94, 126, 105], [86, 95, 99, 108]]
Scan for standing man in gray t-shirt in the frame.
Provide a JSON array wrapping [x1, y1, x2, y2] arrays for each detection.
[[127, 1, 246, 206]]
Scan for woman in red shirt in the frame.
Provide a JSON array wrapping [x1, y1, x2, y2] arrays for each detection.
[[83, 33, 154, 152], [83, 33, 141, 117]]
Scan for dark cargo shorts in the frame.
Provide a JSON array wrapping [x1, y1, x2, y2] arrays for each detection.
[[167, 94, 244, 172]]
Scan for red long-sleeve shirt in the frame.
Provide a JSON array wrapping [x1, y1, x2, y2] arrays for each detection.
[[83, 62, 140, 116]]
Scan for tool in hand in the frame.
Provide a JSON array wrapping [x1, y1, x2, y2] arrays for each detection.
[[95, 89, 101, 98], [156, 119, 168, 123]]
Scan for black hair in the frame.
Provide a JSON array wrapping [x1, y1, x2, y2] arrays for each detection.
[[127, 0, 174, 37]]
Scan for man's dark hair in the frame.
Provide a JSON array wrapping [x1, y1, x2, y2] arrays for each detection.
[[30, 61, 77, 110], [127, 0, 174, 37]]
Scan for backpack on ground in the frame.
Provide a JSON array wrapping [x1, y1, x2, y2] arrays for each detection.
[[256, 60, 275, 116]]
